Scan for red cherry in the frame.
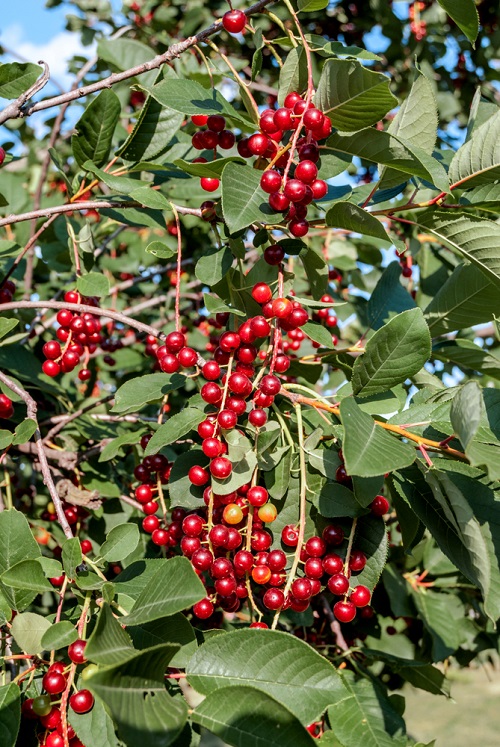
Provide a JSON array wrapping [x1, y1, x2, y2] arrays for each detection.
[[191, 547, 213, 571], [299, 143, 320, 162], [371, 495, 389, 516], [271, 298, 293, 319], [401, 265, 413, 278], [206, 115, 226, 132], [248, 133, 269, 156], [191, 114, 208, 126], [42, 671, 66, 695], [69, 689, 94, 714], [281, 524, 299, 547], [334, 600, 356, 623], [322, 553, 343, 575], [45, 732, 64, 747], [289, 218, 309, 237], [295, 160, 318, 184], [328, 573, 350, 595], [42, 360, 61, 377], [273, 107, 293, 130], [260, 170, 282, 194], [283, 91, 302, 109], [291, 577, 312, 600], [284, 179, 307, 203], [40, 706, 61, 730], [142, 515, 160, 533], [234, 549, 254, 572], [201, 382, 222, 404], [193, 598, 214, 619], [304, 557, 324, 579], [218, 409, 238, 429], [305, 536, 327, 557], [42, 340, 61, 360], [350, 585, 371, 607], [349, 550, 367, 572], [269, 192, 290, 212], [311, 179, 328, 199], [202, 437, 223, 458], [178, 347, 197, 367], [202, 361, 221, 380], [200, 177, 220, 192], [152, 528, 170, 546], [251, 282, 272, 305], [218, 130, 236, 149], [182, 514, 204, 536], [222, 9, 246, 34], [263, 588, 285, 610], [249, 316, 271, 338], [322, 524, 345, 546], [209, 523, 230, 547], [237, 138, 252, 158], [248, 409, 267, 427], [188, 465, 209, 486], [68, 639, 87, 664], [303, 108, 324, 130], [210, 457, 232, 479]]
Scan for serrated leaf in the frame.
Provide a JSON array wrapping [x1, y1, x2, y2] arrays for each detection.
[[424, 263, 498, 336], [450, 381, 482, 449], [326, 202, 402, 250], [128, 613, 197, 669], [72, 90, 121, 168], [145, 240, 176, 259], [366, 262, 416, 331], [0, 683, 20, 747], [0, 62, 41, 99], [302, 322, 336, 349], [118, 92, 183, 162], [300, 245, 329, 299], [221, 163, 272, 233], [62, 537, 83, 578], [316, 60, 398, 132], [82, 161, 146, 193], [112, 373, 186, 414], [86, 603, 134, 666], [100, 524, 140, 563], [168, 450, 207, 510], [123, 556, 205, 625], [77, 272, 110, 298], [69, 692, 118, 747], [203, 293, 245, 317], [352, 309, 431, 397], [129, 185, 170, 210], [353, 516, 389, 591], [278, 46, 308, 107], [433, 340, 500, 381], [145, 409, 205, 456], [41, 621, 79, 651], [11, 612, 51, 654], [0, 509, 40, 611], [99, 430, 146, 462], [1, 560, 52, 593], [436, 0, 479, 45], [341, 398, 415, 477], [415, 211, 500, 290], [449, 109, 500, 188], [327, 673, 406, 747], [327, 130, 449, 193], [174, 156, 244, 179], [193, 686, 316, 747], [87, 645, 186, 747], [187, 629, 347, 725], [195, 246, 233, 286]]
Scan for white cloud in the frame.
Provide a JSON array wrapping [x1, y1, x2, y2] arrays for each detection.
[[1, 23, 94, 91]]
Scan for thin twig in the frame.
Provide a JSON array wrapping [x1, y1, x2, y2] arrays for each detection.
[[0, 61, 51, 126], [0, 371, 73, 538]]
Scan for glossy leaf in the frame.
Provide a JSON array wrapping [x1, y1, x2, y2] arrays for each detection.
[[326, 202, 402, 250], [436, 0, 479, 45], [449, 109, 500, 188], [72, 90, 121, 168], [41, 621, 79, 651], [100, 524, 140, 563], [221, 163, 271, 233], [0, 62, 41, 99], [144, 408, 205, 456], [0, 683, 20, 747], [111, 373, 186, 414]]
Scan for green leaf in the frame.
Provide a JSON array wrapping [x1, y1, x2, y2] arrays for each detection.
[[97, 37, 156, 83], [327, 673, 406, 747], [195, 246, 233, 286], [424, 263, 499, 336], [123, 556, 205, 625], [145, 409, 205, 456], [221, 163, 271, 234], [11, 612, 51, 654], [128, 185, 170, 210], [433, 339, 500, 381], [41, 621, 79, 651], [353, 516, 389, 592], [415, 211, 500, 290], [341, 398, 415, 477], [99, 430, 146, 462], [410, 587, 468, 660], [204, 293, 245, 317], [69, 693, 119, 747], [352, 309, 431, 397], [143, 78, 251, 127], [77, 272, 110, 298], [193, 686, 317, 747], [316, 60, 398, 132], [0, 62, 41, 99], [0, 319, 19, 341], [449, 109, 500, 188], [366, 262, 416, 331], [168, 450, 207, 509], [1, 560, 52, 593], [0, 432, 13, 450], [111, 373, 186, 414], [86, 603, 135, 666], [298, 0, 328, 10], [62, 537, 83, 578], [326, 202, 402, 250], [12, 419, 37, 446], [326, 130, 449, 193], [0, 509, 41, 611], [302, 321, 336, 349], [436, 0, 479, 45], [450, 381, 482, 449], [118, 93, 184, 162], [100, 524, 140, 563], [87, 644, 187, 747], [145, 240, 176, 259], [128, 613, 197, 668], [187, 629, 347, 725], [0, 683, 20, 747], [72, 90, 121, 169], [174, 156, 244, 179], [300, 246, 329, 299], [82, 161, 146, 193], [278, 46, 308, 107], [379, 72, 438, 190]]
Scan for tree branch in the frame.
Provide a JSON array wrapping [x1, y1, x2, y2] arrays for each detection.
[[0, 300, 169, 341], [0, 61, 51, 126], [0, 0, 276, 124], [0, 200, 201, 229], [0, 371, 73, 539]]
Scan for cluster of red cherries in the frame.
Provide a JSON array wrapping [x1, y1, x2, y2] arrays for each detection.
[[21, 639, 93, 747], [41, 291, 104, 380], [145, 330, 199, 373], [189, 88, 331, 237]]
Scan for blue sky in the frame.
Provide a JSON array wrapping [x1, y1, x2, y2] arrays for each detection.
[[1, 2, 68, 45]]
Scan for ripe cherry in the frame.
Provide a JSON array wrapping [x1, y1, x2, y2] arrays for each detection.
[[68, 639, 87, 664], [303, 108, 324, 130], [40, 706, 61, 730], [349, 550, 367, 572], [43, 671, 66, 695], [45, 732, 64, 747], [248, 409, 267, 427], [69, 689, 94, 714], [193, 598, 214, 619], [263, 588, 285, 610], [289, 218, 309, 237], [304, 536, 327, 557], [291, 577, 312, 600], [200, 177, 220, 192], [295, 160, 318, 184], [43, 341, 61, 360], [218, 409, 238, 429], [260, 170, 282, 194], [260, 374, 281, 396], [350, 585, 371, 607], [322, 524, 345, 546], [249, 621, 269, 629], [210, 457, 232, 479], [282, 524, 299, 546], [333, 600, 356, 623], [263, 244, 285, 265], [209, 524, 229, 547], [284, 179, 307, 203], [269, 192, 290, 212], [218, 130, 236, 149], [328, 573, 350, 595], [43, 360, 61, 377], [201, 382, 222, 404], [271, 297, 293, 319], [191, 548, 213, 571], [234, 550, 254, 572], [371, 495, 389, 516], [247, 486, 268, 507], [311, 179, 328, 199], [202, 361, 221, 380], [248, 133, 269, 156], [284, 91, 302, 109], [250, 315, 271, 337], [142, 515, 160, 533], [191, 114, 208, 126], [188, 465, 209, 486], [222, 9, 246, 34], [322, 553, 343, 575], [304, 557, 324, 579], [251, 282, 272, 304]]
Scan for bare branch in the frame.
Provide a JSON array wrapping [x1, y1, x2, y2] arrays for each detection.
[[0, 371, 74, 539], [0, 200, 202, 229]]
